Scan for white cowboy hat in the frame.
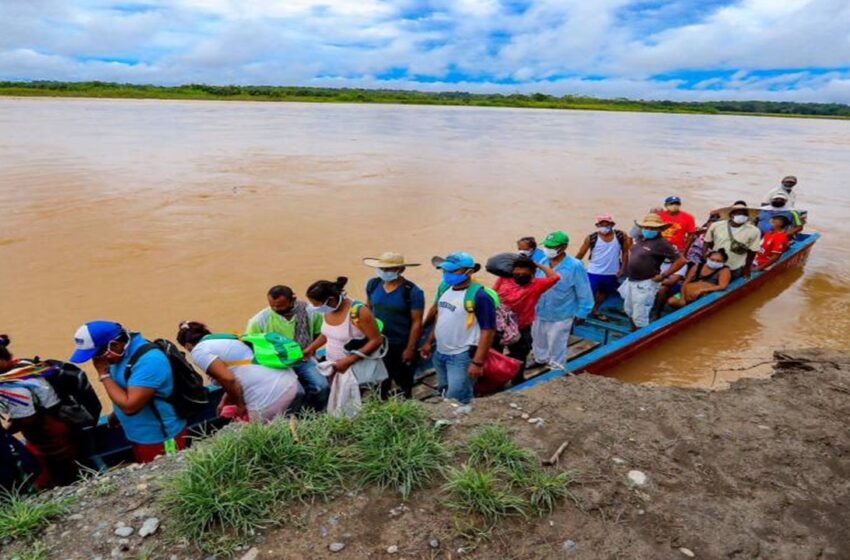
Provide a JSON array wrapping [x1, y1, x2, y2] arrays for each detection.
[[362, 252, 421, 268]]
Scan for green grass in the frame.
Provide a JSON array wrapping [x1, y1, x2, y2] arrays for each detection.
[[465, 423, 538, 477], [1, 81, 849, 120], [443, 465, 527, 523], [1, 541, 48, 560], [161, 397, 448, 552], [527, 469, 574, 515], [0, 487, 71, 542]]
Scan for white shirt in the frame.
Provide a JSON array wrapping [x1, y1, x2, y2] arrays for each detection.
[[762, 186, 797, 208], [0, 378, 60, 419], [190, 338, 299, 414], [587, 234, 622, 275], [435, 288, 480, 355]]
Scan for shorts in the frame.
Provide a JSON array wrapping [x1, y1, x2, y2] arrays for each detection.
[[588, 273, 619, 296]]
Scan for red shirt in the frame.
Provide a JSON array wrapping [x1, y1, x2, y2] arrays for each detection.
[[755, 231, 789, 267], [493, 275, 560, 328], [658, 210, 696, 252]]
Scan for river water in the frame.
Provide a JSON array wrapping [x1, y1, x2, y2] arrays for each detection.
[[1, 97, 848, 399]]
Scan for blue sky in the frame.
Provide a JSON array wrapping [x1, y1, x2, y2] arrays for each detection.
[[1, 0, 849, 102]]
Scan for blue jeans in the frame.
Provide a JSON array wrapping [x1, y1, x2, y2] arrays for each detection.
[[433, 350, 474, 405], [293, 359, 330, 411]]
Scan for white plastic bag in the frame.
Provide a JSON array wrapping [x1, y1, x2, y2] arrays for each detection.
[[327, 370, 362, 418]]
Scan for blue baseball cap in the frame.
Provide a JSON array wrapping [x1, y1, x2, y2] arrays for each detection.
[[665, 196, 682, 205], [431, 252, 476, 272], [69, 321, 124, 363]]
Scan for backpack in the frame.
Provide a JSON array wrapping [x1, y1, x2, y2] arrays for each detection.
[[588, 229, 626, 254], [201, 333, 304, 369], [126, 339, 210, 423], [434, 282, 501, 329], [349, 300, 384, 333], [40, 359, 103, 428]]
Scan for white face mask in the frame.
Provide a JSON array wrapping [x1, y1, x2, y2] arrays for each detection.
[[731, 214, 749, 225], [542, 247, 560, 259], [597, 226, 612, 235], [706, 260, 725, 270], [518, 249, 533, 257]]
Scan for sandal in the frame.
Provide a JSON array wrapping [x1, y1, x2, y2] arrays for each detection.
[[591, 312, 610, 322]]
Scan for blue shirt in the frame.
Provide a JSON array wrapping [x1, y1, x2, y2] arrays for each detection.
[[530, 248, 546, 265], [757, 208, 804, 235], [366, 279, 426, 346], [535, 256, 594, 321], [109, 333, 186, 445]]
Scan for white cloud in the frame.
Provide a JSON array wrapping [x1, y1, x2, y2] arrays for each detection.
[[0, 0, 848, 102]]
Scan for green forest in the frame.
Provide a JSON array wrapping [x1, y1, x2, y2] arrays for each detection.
[[2, 80, 849, 119]]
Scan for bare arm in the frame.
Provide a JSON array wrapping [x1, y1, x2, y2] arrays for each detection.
[[575, 237, 591, 260], [420, 305, 438, 359], [536, 262, 558, 277], [100, 381, 157, 416], [470, 329, 495, 380], [333, 306, 383, 373], [619, 236, 632, 276], [205, 358, 247, 414], [302, 334, 327, 359], [404, 308, 425, 362]]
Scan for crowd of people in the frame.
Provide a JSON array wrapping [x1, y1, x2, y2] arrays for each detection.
[[1, 177, 808, 490]]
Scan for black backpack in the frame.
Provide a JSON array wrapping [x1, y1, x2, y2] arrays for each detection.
[[366, 277, 415, 307], [27, 358, 103, 428], [125, 339, 210, 425]]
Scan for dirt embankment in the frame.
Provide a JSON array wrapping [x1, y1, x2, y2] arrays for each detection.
[[8, 348, 850, 560]]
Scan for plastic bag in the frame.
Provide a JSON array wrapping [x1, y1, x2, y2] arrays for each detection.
[[327, 370, 362, 418], [475, 349, 523, 396], [485, 252, 519, 278]]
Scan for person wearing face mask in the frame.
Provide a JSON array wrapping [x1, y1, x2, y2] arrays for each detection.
[[246, 285, 328, 411], [420, 252, 497, 405], [762, 175, 798, 208], [620, 214, 687, 330], [754, 215, 792, 272], [302, 277, 384, 380], [531, 231, 594, 368], [657, 196, 696, 253], [516, 236, 546, 264], [575, 214, 630, 321], [69, 321, 187, 464], [704, 202, 762, 279], [756, 193, 805, 237], [362, 252, 425, 399], [492, 256, 559, 384], [667, 249, 732, 309]]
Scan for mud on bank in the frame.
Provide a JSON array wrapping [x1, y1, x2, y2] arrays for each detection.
[[4, 348, 849, 560]]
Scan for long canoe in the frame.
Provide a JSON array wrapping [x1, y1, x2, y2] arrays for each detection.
[[83, 231, 818, 468]]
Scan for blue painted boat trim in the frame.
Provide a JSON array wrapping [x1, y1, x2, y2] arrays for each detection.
[[510, 232, 820, 392]]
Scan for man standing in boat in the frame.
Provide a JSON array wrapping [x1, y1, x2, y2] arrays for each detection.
[[762, 175, 798, 208], [531, 231, 594, 368], [704, 202, 762, 279], [619, 214, 687, 330]]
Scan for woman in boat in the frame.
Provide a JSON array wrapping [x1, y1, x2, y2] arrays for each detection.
[[493, 256, 560, 384], [0, 335, 83, 489], [176, 322, 302, 422], [302, 277, 383, 377], [667, 249, 732, 309]]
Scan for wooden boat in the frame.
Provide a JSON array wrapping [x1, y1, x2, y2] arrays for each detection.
[[83, 231, 819, 468]]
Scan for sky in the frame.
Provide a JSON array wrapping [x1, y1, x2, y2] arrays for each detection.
[[1, 0, 849, 102]]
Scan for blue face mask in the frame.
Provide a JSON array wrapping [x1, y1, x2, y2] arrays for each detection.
[[641, 229, 659, 239], [308, 294, 343, 314], [442, 271, 468, 286], [377, 269, 399, 282]]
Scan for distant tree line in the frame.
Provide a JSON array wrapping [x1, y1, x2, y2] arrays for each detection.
[[1, 80, 848, 118]]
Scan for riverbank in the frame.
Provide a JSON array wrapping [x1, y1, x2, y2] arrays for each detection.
[[2, 82, 849, 120], [3, 348, 848, 559]]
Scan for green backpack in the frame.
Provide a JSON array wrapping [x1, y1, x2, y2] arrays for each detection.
[[201, 333, 304, 369], [434, 282, 501, 329]]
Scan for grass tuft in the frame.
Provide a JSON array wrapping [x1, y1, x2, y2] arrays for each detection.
[[443, 465, 527, 523], [0, 487, 70, 542], [526, 469, 574, 515], [1, 541, 48, 560], [464, 424, 537, 476]]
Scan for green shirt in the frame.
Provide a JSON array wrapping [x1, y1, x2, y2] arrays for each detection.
[[245, 307, 323, 343]]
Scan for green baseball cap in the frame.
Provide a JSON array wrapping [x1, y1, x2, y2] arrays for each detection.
[[542, 230, 570, 248]]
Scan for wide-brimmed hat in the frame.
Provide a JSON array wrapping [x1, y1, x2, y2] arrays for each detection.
[[635, 213, 672, 229], [432, 252, 481, 272], [714, 203, 760, 222], [362, 252, 420, 268]]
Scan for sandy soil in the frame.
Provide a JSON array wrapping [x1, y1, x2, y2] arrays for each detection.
[[6, 348, 849, 560]]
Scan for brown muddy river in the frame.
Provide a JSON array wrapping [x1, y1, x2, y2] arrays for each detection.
[[1, 97, 848, 400]]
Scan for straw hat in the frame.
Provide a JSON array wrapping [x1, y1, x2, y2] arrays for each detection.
[[635, 213, 672, 229], [714, 202, 760, 222], [362, 252, 420, 268]]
